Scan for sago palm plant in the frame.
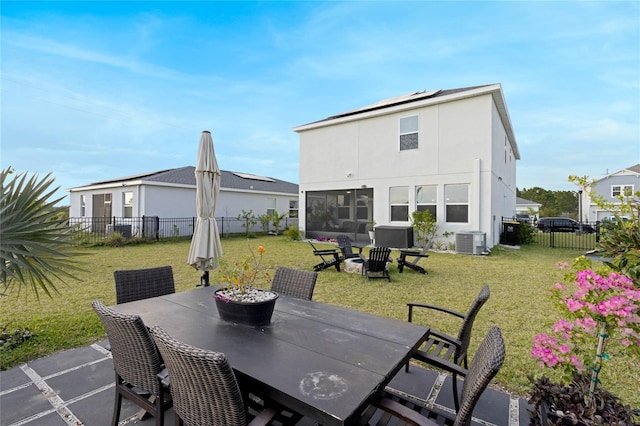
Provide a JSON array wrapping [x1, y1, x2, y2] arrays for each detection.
[[1, 167, 80, 299]]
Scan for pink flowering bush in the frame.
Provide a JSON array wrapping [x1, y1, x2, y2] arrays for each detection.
[[530, 256, 640, 423]]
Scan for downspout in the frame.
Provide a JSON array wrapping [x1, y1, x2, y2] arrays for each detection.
[[472, 158, 481, 231]]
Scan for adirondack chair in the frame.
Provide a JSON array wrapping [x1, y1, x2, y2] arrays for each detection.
[[397, 241, 433, 274], [337, 234, 363, 259], [308, 241, 342, 272], [361, 247, 391, 281]]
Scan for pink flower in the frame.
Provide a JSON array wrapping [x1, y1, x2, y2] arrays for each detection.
[[569, 355, 584, 371]]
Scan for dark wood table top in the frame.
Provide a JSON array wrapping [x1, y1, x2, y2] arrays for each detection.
[[111, 287, 429, 425]]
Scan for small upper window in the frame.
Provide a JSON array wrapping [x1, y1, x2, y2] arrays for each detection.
[[612, 185, 633, 198], [399, 116, 418, 151], [80, 195, 86, 217]]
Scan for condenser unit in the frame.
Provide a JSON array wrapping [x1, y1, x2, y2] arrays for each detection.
[[456, 231, 486, 255]]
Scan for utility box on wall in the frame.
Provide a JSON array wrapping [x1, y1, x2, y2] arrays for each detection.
[[375, 226, 414, 249]]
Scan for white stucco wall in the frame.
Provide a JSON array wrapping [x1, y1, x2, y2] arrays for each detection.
[[297, 90, 518, 248], [68, 183, 298, 228]]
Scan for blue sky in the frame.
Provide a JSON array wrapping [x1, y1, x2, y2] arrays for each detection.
[[2, 1, 639, 204]]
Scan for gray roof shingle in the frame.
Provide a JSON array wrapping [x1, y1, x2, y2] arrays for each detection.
[[84, 166, 298, 194]]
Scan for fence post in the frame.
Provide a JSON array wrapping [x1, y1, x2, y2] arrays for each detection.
[[154, 216, 160, 240]]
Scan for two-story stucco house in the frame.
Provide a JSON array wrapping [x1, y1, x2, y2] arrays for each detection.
[[583, 164, 640, 221], [68, 166, 299, 236], [293, 84, 519, 248]]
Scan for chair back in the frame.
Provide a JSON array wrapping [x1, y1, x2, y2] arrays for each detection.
[[366, 247, 391, 272], [114, 266, 175, 304], [271, 267, 318, 300], [92, 300, 164, 396], [454, 326, 505, 426], [337, 234, 356, 258], [455, 285, 490, 364], [150, 326, 249, 426]]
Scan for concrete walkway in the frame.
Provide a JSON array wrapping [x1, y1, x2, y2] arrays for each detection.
[[1, 341, 534, 425]]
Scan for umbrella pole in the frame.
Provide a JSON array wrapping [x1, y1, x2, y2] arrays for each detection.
[[201, 271, 210, 287]]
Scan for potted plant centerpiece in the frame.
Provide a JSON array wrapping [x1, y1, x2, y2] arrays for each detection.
[[528, 256, 640, 425], [213, 245, 278, 326]]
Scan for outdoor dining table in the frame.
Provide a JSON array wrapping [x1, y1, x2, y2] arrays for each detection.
[[111, 286, 430, 425]]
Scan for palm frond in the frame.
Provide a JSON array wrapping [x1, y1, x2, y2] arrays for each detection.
[[1, 167, 83, 299]]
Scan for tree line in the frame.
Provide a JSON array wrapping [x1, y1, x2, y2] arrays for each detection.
[[517, 187, 580, 219]]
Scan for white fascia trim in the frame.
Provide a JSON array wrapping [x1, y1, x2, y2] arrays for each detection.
[[68, 180, 194, 192], [224, 188, 298, 197]]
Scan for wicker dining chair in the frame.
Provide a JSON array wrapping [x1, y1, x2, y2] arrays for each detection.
[[150, 326, 292, 426], [92, 301, 171, 426], [406, 285, 491, 412], [113, 265, 175, 304], [359, 326, 505, 426], [270, 267, 318, 300]]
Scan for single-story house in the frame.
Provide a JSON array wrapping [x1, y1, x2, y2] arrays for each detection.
[[516, 197, 542, 220], [293, 84, 519, 249], [68, 167, 299, 236], [582, 164, 640, 222]]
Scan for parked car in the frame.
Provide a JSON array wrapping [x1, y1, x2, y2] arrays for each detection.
[[536, 217, 596, 233], [516, 214, 533, 224]]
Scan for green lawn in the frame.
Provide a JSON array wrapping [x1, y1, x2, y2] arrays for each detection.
[[1, 236, 637, 408]]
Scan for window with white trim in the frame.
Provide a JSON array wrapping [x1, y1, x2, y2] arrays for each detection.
[[399, 115, 418, 151], [445, 184, 469, 223], [612, 185, 633, 197], [416, 185, 437, 219], [80, 195, 86, 217], [288, 200, 298, 218], [123, 191, 133, 218], [390, 186, 409, 221], [267, 198, 276, 216]]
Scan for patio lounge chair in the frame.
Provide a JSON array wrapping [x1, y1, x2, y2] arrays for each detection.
[[359, 327, 505, 426], [114, 266, 175, 304], [406, 285, 491, 412], [361, 247, 391, 282], [308, 241, 342, 272], [150, 326, 296, 426], [337, 234, 363, 259], [397, 241, 433, 274], [271, 267, 318, 300]]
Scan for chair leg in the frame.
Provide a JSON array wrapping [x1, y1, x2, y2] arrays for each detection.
[[155, 391, 164, 426], [452, 372, 460, 413], [112, 374, 123, 426]]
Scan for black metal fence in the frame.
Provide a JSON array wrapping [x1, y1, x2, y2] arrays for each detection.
[[68, 216, 299, 245], [500, 217, 601, 251]]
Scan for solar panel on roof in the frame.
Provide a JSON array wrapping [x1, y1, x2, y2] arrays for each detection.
[[232, 172, 275, 182]]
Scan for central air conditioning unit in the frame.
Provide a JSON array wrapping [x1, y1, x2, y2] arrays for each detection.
[[456, 231, 486, 255]]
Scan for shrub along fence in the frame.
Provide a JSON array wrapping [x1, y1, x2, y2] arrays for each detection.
[[68, 216, 299, 245]]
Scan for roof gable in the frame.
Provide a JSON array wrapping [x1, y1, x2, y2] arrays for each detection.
[[596, 164, 640, 181], [293, 83, 519, 159]]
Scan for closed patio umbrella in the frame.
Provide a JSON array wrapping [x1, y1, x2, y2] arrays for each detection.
[[187, 130, 223, 286]]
